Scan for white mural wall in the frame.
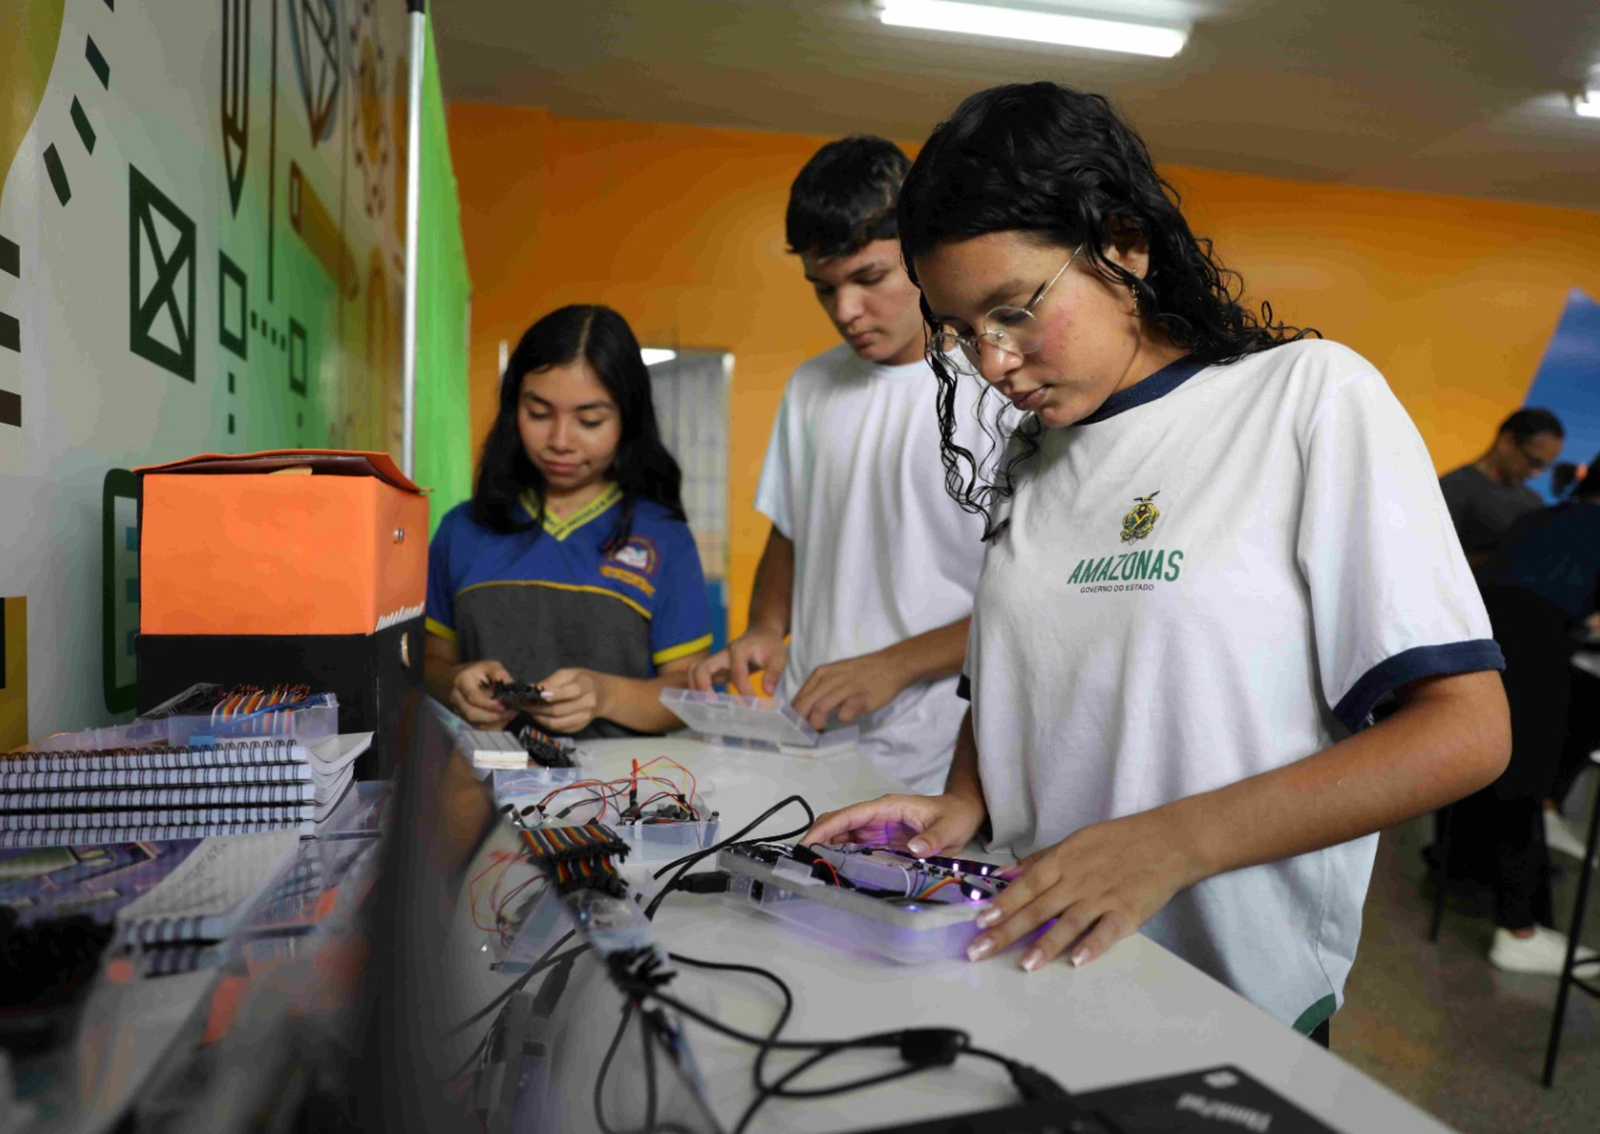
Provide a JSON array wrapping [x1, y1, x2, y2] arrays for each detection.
[[0, 0, 413, 744]]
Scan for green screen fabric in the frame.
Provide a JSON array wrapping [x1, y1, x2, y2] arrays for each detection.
[[414, 14, 473, 536]]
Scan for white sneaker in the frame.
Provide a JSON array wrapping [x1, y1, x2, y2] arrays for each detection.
[[1489, 926, 1599, 975], [1543, 810, 1594, 863]]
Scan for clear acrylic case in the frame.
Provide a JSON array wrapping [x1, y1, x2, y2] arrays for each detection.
[[658, 688, 858, 755], [31, 685, 339, 751], [612, 786, 720, 864], [717, 844, 992, 964]]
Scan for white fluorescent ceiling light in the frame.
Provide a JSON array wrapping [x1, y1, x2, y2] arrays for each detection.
[[641, 348, 678, 366], [1575, 91, 1600, 119], [878, 0, 1187, 59]]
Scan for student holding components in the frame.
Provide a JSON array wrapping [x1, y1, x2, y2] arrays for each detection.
[[807, 83, 1511, 1041], [424, 304, 713, 739], [689, 137, 997, 793]]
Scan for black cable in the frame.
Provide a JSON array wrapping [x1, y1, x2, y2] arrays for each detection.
[[649, 795, 815, 887], [632, 967, 1073, 1131], [593, 1000, 635, 1134], [641, 1004, 659, 1132], [641, 985, 914, 1055], [644, 795, 815, 922], [445, 931, 582, 1036], [669, 952, 794, 1103], [438, 1021, 494, 1084], [446, 795, 812, 1112], [734, 1047, 929, 1134]]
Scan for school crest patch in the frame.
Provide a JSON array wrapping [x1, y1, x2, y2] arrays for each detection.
[[601, 536, 660, 596], [609, 537, 659, 576], [1121, 492, 1160, 544]]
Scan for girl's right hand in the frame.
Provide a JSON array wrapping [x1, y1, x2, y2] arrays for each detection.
[[803, 791, 988, 858], [450, 659, 517, 727]]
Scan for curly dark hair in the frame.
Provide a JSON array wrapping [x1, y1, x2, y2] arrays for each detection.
[[472, 304, 685, 552], [897, 82, 1318, 538]]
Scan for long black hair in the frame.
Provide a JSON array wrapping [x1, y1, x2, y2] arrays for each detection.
[[471, 304, 685, 552], [897, 82, 1317, 537]]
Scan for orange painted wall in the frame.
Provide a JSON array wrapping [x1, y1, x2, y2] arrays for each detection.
[[445, 103, 1600, 635]]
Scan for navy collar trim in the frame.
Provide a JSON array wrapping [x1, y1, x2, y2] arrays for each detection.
[[1077, 354, 1209, 425]]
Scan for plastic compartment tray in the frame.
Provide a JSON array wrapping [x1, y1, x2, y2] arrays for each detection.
[[658, 689, 857, 754], [617, 811, 720, 863], [717, 844, 989, 964], [31, 686, 339, 751], [483, 765, 585, 801], [541, 786, 720, 865]]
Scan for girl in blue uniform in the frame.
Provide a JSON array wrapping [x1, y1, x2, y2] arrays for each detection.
[[424, 305, 713, 739]]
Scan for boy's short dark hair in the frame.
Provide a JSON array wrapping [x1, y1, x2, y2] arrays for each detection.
[[1499, 407, 1564, 440], [785, 136, 911, 260]]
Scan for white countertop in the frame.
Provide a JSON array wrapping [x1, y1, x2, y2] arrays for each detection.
[[578, 735, 1456, 1134]]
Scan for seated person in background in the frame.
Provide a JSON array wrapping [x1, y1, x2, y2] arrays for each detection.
[[424, 304, 713, 739], [1439, 407, 1564, 571], [690, 136, 995, 794], [1450, 456, 1600, 973]]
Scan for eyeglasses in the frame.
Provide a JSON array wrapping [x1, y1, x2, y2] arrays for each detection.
[[928, 245, 1083, 378], [1517, 441, 1553, 473]]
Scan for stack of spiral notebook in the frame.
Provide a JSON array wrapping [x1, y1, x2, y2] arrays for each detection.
[[0, 733, 371, 849]]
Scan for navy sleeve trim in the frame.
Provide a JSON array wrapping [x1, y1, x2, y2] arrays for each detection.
[[1333, 639, 1505, 732], [956, 673, 971, 702]]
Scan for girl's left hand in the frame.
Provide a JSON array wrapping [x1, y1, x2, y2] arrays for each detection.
[[527, 668, 608, 734], [967, 809, 1206, 973]]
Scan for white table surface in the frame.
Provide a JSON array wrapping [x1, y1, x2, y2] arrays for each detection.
[[578, 735, 1455, 1134]]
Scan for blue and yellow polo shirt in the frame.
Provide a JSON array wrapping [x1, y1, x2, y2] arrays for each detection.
[[426, 485, 713, 737]]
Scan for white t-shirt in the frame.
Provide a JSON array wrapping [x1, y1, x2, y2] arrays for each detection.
[[966, 339, 1501, 1031], [755, 343, 994, 792]]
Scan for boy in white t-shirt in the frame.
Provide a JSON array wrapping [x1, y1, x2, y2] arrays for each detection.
[[690, 137, 992, 793], [807, 84, 1516, 1042]]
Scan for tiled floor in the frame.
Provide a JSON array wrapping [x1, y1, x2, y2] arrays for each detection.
[[1339, 800, 1600, 1134]]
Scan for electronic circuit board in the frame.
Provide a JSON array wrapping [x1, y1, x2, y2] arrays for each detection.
[[717, 842, 1009, 963]]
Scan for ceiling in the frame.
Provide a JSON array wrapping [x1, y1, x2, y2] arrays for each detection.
[[433, 0, 1600, 211]]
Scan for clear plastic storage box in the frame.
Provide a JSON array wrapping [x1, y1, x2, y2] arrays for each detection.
[[533, 786, 720, 865], [717, 844, 992, 964], [31, 684, 339, 751], [615, 785, 720, 863], [483, 765, 584, 801], [658, 689, 857, 755]]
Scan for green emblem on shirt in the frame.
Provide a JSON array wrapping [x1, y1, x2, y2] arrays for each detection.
[[1121, 492, 1161, 543]]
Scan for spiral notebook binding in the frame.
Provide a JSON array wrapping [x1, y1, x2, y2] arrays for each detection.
[[0, 739, 306, 775]]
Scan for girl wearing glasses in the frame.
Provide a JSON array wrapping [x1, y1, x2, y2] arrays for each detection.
[[807, 83, 1513, 1040]]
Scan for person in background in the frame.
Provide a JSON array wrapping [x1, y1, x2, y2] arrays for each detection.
[[689, 137, 996, 793], [806, 82, 1510, 1044], [1439, 408, 1576, 863], [424, 305, 713, 739], [1447, 458, 1600, 972], [1439, 408, 1564, 570]]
